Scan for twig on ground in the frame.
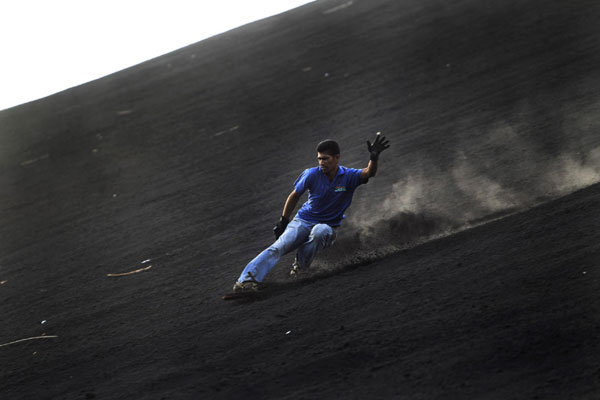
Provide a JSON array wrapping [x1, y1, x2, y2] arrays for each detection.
[[107, 265, 152, 277], [0, 335, 58, 348]]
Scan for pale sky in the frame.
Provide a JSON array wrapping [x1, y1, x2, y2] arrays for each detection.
[[0, 0, 313, 111]]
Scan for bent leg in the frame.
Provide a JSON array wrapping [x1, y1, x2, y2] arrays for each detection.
[[295, 223, 335, 270], [238, 219, 310, 282]]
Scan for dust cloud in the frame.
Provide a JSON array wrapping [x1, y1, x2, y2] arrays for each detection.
[[314, 100, 600, 272]]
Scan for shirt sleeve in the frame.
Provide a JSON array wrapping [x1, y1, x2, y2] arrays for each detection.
[[294, 168, 312, 195], [347, 168, 364, 190]]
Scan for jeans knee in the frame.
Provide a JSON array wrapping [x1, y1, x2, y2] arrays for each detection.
[[311, 224, 333, 243], [266, 245, 282, 257]]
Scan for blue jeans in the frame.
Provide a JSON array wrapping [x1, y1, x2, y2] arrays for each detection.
[[237, 217, 336, 283]]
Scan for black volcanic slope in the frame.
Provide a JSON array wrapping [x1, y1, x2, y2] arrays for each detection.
[[1, 0, 600, 399]]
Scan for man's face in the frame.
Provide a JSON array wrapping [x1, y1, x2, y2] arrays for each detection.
[[317, 152, 340, 174]]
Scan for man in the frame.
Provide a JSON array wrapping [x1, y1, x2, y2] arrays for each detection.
[[233, 133, 390, 293]]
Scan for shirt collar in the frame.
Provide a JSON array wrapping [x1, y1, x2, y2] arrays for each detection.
[[319, 166, 345, 177]]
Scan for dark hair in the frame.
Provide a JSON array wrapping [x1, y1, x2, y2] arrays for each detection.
[[316, 139, 340, 156]]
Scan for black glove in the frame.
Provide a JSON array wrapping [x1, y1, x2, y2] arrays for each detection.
[[366, 132, 390, 161], [273, 216, 290, 239]]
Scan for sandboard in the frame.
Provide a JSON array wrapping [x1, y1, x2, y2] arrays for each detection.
[[222, 291, 263, 301]]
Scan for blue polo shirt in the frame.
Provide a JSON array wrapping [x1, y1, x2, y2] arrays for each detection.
[[294, 166, 364, 227]]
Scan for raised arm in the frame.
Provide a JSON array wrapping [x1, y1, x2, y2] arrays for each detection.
[[360, 132, 390, 183], [273, 190, 302, 239], [361, 159, 379, 183]]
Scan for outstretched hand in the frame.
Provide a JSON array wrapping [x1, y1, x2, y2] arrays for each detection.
[[366, 132, 390, 161]]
